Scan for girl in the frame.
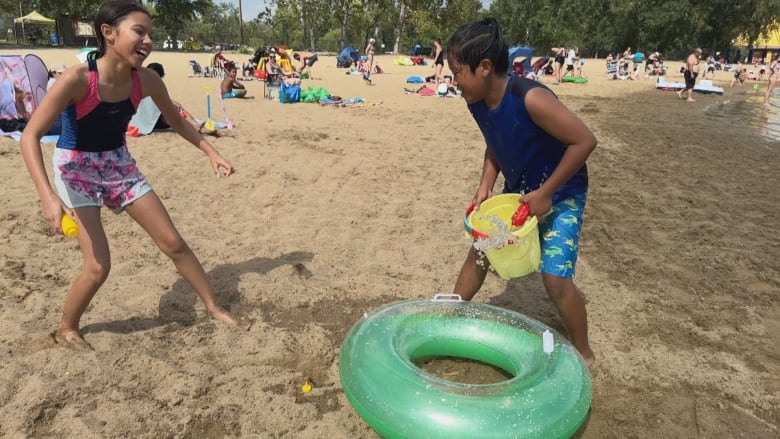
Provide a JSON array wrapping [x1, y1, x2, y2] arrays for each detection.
[[20, 0, 245, 351], [765, 59, 778, 106], [447, 18, 597, 366]]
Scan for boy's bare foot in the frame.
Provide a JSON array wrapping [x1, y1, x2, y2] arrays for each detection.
[[209, 307, 252, 331], [583, 354, 595, 368], [686, 98, 696, 102], [51, 329, 94, 352]]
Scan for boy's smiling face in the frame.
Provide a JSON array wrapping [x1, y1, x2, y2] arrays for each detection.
[[449, 59, 491, 104]]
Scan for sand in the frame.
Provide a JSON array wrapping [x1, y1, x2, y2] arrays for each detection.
[[1, 48, 778, 438]]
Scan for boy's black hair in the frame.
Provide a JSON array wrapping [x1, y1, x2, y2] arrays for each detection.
[[446, 18, 508, 74], [147, 62, 164, 77], [92, 0, 151, 60]]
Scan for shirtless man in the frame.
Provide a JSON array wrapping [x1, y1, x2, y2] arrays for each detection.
[[678, 48, 702, 102], [293, 51, 318, 77]]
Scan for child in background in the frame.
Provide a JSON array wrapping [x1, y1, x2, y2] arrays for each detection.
[[446, 18, 597, 366], [220, 66, 250, 98], [20, 0, 246, 351]]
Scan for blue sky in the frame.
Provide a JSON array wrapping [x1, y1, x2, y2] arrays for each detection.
[[230, 0, 493, 22]]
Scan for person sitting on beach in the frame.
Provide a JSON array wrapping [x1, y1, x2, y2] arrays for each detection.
[[265, 53, 300, 86], [220, 66, 250, 99]]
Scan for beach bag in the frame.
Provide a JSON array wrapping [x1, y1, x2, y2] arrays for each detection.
[[279, 82, 300, 104]]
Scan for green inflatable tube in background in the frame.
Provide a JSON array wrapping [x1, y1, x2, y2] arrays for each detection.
[[562, 76, 589, 84], [339, 299, 592, 439]]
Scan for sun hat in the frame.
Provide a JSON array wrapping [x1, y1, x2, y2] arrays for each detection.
[[51, 63, 66, 73]]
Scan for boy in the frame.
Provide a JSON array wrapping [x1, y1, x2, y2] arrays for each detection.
[[220, 66, 249, 99]]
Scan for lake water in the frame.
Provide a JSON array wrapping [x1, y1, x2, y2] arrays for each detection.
[[703, 88, 780, 148]]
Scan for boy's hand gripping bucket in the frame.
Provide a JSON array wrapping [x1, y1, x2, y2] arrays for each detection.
[[463, 194, 542, 280]]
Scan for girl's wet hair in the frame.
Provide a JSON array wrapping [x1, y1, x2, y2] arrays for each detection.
[[90, 0, 150, 60], [447, 18, 508, 74]]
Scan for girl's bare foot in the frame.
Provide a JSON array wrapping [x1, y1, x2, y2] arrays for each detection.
[[51, 329, 93, 352], [209, 307, 251, 330]]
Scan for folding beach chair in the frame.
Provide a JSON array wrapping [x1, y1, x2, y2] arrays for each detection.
[[606, 60, 618, 79], [264, 73, 282, 100], [188, 60, 204, 77]]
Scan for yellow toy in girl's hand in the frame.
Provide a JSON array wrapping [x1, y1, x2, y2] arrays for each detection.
[[61, 214, 79, 238]]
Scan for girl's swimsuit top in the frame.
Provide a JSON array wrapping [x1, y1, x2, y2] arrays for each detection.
[[57, 59, 142, 152]]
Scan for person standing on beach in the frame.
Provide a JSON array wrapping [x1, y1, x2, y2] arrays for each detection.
[[293, 51, 318, 77], [19, 0, 245, 351], [678, 48, 702, 101], [432, 38, 445, 90], [446, 18, 597, 366], [363, 38, 376, 84], [551, 45, 566, 84], [764, 59, 778, 106]]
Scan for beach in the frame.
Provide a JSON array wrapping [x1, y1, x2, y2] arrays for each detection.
[[0, 48, 778, 438]]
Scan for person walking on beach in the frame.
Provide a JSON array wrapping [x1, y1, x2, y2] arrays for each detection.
[[446, 18, 597, 366], [20, 0, 245, 351], [678, 48, 702, 101], [764, 59, 778, 106]]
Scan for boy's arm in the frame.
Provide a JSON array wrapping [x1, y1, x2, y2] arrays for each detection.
[[472, 146, 499, 206], [524, 87, 597, 200], [232, 79, 244, 89]]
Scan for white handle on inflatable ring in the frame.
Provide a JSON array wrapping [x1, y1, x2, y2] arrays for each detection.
[[543, 329, 554, 354], [432, 293, 464, 302]]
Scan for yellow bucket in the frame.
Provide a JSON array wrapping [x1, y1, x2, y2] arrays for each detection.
[[463, 194, 541, 280]]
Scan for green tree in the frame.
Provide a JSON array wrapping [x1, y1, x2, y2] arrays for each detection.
[[147, 0, 210, 44]]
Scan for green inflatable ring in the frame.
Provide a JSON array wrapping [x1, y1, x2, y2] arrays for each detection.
[[562, 76, 588, 84], [339, 298, 592, 439]]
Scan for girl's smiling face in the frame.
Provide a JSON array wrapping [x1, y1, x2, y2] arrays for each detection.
[[102, 11, 153, 67]]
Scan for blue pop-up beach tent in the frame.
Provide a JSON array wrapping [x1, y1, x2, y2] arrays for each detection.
[[337, 46, 360, 67], [508, 45, 534, 76]]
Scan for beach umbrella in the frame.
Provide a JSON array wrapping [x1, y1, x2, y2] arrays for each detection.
[[76, 47, 98, 63]]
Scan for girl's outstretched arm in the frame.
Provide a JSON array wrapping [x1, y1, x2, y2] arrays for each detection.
[[141, 69, 234, 176], [523, 87, 597, 209], [20, 66, 87, 231]]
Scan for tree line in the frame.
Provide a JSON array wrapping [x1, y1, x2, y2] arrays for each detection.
[[6, 0, 779, 60]]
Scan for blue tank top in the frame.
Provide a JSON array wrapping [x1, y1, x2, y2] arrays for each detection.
[[467, 77, 588, 202], [57, 59, 142, 152]]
